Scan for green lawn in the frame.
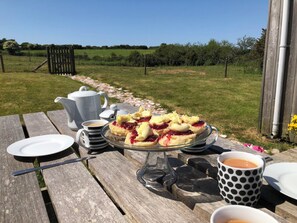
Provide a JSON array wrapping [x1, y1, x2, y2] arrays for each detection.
[[0, 54, 294, 152]]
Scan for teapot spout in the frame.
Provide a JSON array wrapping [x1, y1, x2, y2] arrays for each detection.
[[54, 97, 82, 130]]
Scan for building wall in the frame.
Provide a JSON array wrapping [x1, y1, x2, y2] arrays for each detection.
[[259, 0, 297, 142]]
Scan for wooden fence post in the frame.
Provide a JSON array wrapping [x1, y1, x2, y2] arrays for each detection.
[[144, 54, 147, 75], [224, 57, 228, 78], [0, 54, 5, 73]]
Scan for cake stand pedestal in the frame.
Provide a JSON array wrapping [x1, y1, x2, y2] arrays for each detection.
[[137, 151, 176, 190], [101, 123, 217, 190]]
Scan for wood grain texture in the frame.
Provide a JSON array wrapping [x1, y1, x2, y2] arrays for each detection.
[[260, 0, 281, 134], [260, 0, 297, 138], [0, 115, 49, 223], [282, 0, 297, 136], [88, 150, 205, 223], [23, 112, 126, 223], [179, 146, 297, 222], [47, 110, 207, 223], [172, 165, 221, 210]]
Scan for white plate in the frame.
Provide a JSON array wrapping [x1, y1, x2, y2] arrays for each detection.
[[7, 134, 74, 157], [264, 162, 297, 200]]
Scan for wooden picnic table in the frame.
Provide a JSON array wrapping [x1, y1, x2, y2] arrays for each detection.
[[1, 104, 297, 222]]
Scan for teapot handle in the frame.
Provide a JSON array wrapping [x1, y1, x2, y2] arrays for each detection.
[[79, 86, 88, 91], [97, 91, 109, 111]]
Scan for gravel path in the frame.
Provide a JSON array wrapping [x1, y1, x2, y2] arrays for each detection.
[[70, 75, 167, 114]]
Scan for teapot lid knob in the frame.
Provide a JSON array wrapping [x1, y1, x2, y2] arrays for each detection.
[[79, 86, 88, 91]]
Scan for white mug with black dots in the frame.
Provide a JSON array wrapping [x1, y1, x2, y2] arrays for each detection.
[[217, 151, 265, 206]]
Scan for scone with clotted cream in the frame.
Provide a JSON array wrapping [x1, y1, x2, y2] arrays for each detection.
[[131, 107, 152, 123], [109, 114, 137, 136], [158, 123, 196, 147], [149, 114, 171, 135], [125, 122, 159, 146], [181, 115, 206, 135]]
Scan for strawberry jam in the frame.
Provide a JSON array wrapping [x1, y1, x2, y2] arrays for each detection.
[[150, 122, 169, 130], [130, 130, 158, 144], [192, 120, 205, 127], [136, 116, 151, 123], [164, 130, 194, 136], [112, 121, 137, 130]]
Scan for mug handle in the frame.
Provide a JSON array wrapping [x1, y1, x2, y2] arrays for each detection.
[[256, 155, 267, 170], [97, 91, 109, 111], [75, 129, 90, 148]]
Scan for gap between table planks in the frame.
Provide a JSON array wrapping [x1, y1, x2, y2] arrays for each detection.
[[0, 115, 50, 223], [47, 109, 208, 223], [23, 112, 126, 223]]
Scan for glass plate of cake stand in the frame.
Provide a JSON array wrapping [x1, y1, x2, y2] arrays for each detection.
[[101, 123, 218, 190]]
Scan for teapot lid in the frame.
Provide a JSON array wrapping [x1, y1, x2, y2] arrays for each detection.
[[69, 86, 97, 98], [99, 104, 128, 119]]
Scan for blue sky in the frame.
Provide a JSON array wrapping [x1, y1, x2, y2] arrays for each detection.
[[1, 0, 269, 46]]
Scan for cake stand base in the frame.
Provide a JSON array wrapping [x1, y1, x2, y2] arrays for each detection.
[[136, 151, 176, 190]]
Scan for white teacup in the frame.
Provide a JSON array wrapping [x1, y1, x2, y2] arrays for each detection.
[[217, 151, 265, 206], [76, 119, 108, 149], [210, 205, 278, 223]]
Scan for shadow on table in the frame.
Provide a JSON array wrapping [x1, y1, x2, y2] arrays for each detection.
[[258, 183, 297, 212], [174, 164, 222, 209], [179, 145, 229, 179]]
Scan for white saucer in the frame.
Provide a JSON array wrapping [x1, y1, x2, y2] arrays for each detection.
[[89, 142, 109, 150], [7, 134, 74, 157], [264, 162, 297, 200]]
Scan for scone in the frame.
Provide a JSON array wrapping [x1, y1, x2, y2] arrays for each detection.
[[159, 123, 196, 147], [131, 107, 152, 123], [181, 115, 206, 134], [125, 122, 158, 146], [149, 114, 171, 135], [109, 114, 137, 136]]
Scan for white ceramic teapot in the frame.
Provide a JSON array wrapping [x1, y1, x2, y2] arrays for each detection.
[[55, 86, 109, 130]]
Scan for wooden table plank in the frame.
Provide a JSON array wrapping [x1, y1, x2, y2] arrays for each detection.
[[48, 109, 207, 223], [272, 150, 297, 162], [0, 115, 49, 223], [23, 112, 126, 223], [172, 164, 221, 208], [178, 142, 297, 222], [172, 162, 289, 223]]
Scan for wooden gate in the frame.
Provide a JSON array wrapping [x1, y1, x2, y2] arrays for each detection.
[[47, 45, 76, 75]]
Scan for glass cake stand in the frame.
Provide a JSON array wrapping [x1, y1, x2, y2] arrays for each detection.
[[101, 124, 216, 190]]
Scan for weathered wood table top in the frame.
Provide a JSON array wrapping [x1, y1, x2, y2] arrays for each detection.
[[1, 106, 297, 222]]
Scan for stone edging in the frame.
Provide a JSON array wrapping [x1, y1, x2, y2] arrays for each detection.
[[70, 75, 167, 114]]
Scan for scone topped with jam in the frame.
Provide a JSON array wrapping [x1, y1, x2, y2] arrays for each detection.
[[131, 107, 152, 123], [149, 114, 171, 135], [109, 114, 137, 136], [125, 122, 159, 146], [181, 115, 206, 134], [158, 122, 196, 147]]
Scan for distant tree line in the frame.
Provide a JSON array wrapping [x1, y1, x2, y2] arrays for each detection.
[[0, 29, 266, 72], [0, 39, 151, 52]]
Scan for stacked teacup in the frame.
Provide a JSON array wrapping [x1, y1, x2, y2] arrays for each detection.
[[76, 119, 109, 151]]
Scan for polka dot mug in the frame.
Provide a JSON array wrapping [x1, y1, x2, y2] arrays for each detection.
[[217, 151, 265, 206]]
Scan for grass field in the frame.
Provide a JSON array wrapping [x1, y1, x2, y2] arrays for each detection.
[[0, 54, 294, 152], [21, 48, 155, 58]]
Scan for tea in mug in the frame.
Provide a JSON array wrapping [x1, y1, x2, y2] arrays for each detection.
[[223, 158, 257, 168], [225, 220, 249, 223], [86, 122, 104, 127]]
